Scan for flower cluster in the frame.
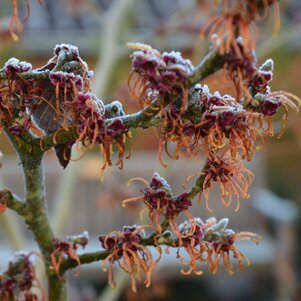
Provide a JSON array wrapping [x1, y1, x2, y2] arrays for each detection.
[[177, 217, 261, 276], [163, 79, 300, 167], [248, 58, 274, 95], [203, 0, 280, 55], [99, 225, 161, 292], [129, 43, 193, 105], [224, 39, 258, 99], [0, 252, 43, 301], [50, 231, 89, 278], [0, 44, 131, 171], [29, 43, 92, 136], [70, 93, 130, 171], [186, 155, 254, 211], [99, 213, 260, 290], [164, 86, 259, 161], [4, 59, 32, 76], [123, 173, 193, 236], [0, 44, 92, 147], [223, 38, 275, 101], [128, 43, 193, 143]]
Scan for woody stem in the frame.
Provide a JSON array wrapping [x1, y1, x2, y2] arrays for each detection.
[[5, 130, 67, 301]]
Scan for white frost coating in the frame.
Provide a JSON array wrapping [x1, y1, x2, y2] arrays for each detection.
[[82, 230, 89, 240], [202, 84, 210, 95], [162, 50, 194, 72], [179, 217, 205, 232], [163, 50, 183, 61], [54, 43, 79, 52], [260, 58, 274, 72], [213, 91, 222, 98], [4, 58, 32, 71], [10, 251, 29, 264], [215, 217, 229, 231], [152, 172, 172, 193], [210, 33, 221, 46], [5, 58, 20, 65], [205, 217, 217, 225]]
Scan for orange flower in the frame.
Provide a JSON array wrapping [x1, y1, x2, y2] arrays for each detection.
[[224, 39, 258, 99], [186, 155, 254, 211], [157, 85, 267, 162], [191, 87, 261, 160], [50, 231, 89, 279], [128, 43, 193, 158], [123, 173, 193, 237], [248, 90, 301, 138], [71, 93, 130, 172], [0, 252, 45, 301], [128, 43, 192, 110], [9, 0, 44, 41], [177, 217, 261, 276], [99, 225, 161, 292], [203, 0, 280, 55]]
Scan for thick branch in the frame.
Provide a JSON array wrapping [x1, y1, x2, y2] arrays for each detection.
[[2, 44, 226, 156], [189, 48, 225, 85], [5, 129, 67, 301], [38, 101, 163, 152]]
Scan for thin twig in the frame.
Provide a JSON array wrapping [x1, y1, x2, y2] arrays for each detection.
[[0, 189, 27, 216]]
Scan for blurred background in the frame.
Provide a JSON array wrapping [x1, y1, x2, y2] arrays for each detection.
[[0, 0, 301, 300]]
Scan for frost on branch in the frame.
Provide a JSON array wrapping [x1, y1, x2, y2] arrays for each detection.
[[0, 1, 300, 300], [177, 217, 261, 276], [0, 44, 130, 170], [126, 39, 300, 169]]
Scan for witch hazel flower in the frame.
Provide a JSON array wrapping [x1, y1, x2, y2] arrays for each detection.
[[203, 0, 280, 55], [185, 154, 254, 212], [248, 59, 274, 95], [54, 44, 79, 59], [129, 43, 193, 95], [49, 71, 83, 91], [123, 173, 193, 237], [247, 60, 301, 138], [72, 93, 129, 172], [189, 88, 260, 160], [50, 231, 89, 279], [177, 217, 261, 276], [99, 225, 161, 293], [4, 58, 32, 76], [224, 38, 258, 99], [128, 42, 193, 131], [0, 252, 44, 301], [124, 174, 192, 229]]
